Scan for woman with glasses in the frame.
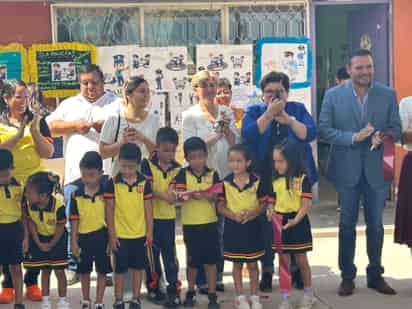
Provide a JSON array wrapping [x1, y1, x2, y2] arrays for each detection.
[[0, 80, 54, 304], [100, 76, 159, 176], [241, 71, 317, 293]]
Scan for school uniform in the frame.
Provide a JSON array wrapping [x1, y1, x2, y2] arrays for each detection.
[[141, 153, 180, 290], [103, 172, 152, 274], [173, 167, 220, 267], [219, 173, 265, 263], [69, 176, 112, 275], [24, 196, 68, 269], [269, 175, 313, 254], [0, 178, 24, 265]]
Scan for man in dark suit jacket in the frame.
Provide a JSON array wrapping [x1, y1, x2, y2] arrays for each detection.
[[319, 49, 401, 296]]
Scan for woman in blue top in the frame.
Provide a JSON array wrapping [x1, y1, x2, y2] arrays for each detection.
[[241, 71, 318, 292]]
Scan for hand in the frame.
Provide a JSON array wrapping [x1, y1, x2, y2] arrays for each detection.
[[16, 117, 29, 139], [354, 123, 375, 142], [266, 207, 273, 221], [71, 242, 80, 258], [274, 110, 293, 125], [38, 242, 51, 252], [240, 209, 252, 224], [92, 120, 105, 133], [29, 114, 40, 133], [234, 212, 243, 223], [176, 192, 191, 202], [121, 127, 146, 144], [107, 235, 120, 255], [283, 218, 298, 230], [75, 121, 93, 134], [192, 192, 203, 200], [22, 238, 29, 254], [163, 190, 177, 204], [266, 98, 286, 118], [146, 233, 153, 247], [370, 131, 384, 150]]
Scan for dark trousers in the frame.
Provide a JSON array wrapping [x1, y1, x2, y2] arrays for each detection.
[[337, 173, 385, 281], [2, 265, 40, 288], [145, 219, 179, 292]]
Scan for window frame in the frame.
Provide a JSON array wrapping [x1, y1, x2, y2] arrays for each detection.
[[51, 1, 309, 45]]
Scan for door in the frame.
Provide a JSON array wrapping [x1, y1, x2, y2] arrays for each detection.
[[348, 4, 390, 85]]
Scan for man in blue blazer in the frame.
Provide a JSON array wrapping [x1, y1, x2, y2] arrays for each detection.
[[319, 49, 401, 296]]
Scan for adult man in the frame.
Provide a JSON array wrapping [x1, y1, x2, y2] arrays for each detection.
[[46, 64, 120, 282], [319, 49, 401, 296]]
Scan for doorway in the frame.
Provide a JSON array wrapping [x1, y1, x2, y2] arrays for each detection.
[[313, 1, 391, 202]]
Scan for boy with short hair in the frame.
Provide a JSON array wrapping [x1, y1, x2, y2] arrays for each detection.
[[0, 149, 26, 309], [104, 143, 154, 309], [173, 137, 220, 309], [69, 151, 112, 309], [141, 127, 181, 308]]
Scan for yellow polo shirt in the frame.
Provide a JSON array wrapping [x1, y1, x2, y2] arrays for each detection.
[[0, 177, 23, 224]]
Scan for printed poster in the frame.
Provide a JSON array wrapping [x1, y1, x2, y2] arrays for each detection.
[[0, 44, 29, 81]]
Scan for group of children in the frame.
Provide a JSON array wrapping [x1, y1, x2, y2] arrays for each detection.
[[0, 126, 316, 309]]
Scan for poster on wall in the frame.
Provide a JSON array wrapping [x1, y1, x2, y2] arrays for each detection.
[[150, 92, 167, 127], [196, 44, 253, 88], [0, 44, 29, 81], [29, 43, 96, 98], [169, 90, 197, 131], [97, 46, 189, 94], [256, 37, 311, 89]]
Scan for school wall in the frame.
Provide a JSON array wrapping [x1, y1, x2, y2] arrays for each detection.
[[0, 2, 52, 46]]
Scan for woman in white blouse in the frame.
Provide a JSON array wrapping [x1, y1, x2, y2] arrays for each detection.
[[100, 76, 160, 175], [182, 70, 238, 178]]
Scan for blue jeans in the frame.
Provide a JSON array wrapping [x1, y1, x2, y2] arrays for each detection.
[[337, 173, 385, 281], [64, 183, 79, 271], [146, 219, 179, 292], [196, 215, 224, 286]]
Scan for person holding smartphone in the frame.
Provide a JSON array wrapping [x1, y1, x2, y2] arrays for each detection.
[[241, 71, 317, 292], [0, 79, 54, 303]]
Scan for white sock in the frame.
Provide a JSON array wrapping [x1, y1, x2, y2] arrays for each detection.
[[237, 295, 246, 302], [42, 296, 50, 303], [59, 297, 67, 303], [250, 295, 260, 303]]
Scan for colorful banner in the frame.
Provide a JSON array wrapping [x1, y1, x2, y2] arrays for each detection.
[[256, 38, 312, 89], [29, 42, 97, 98], [0, 44, 29, 82]]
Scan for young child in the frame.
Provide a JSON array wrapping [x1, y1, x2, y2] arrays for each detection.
[[0, 149, 26, 309], [268, 142, 315, 309], [104, 143, 154, 309], [217, 144, 265, 309], [140, 127, 181, 308], [23, 172, 69, 309], [173, 137, 220, 309], [69, 151, 112, 309]]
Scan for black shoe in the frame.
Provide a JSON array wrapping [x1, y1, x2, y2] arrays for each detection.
[[183, 290, 196, 308], [113, 302, 125, 309], [216, 283, 224, 292], [338, 279, 355, 296], [259, 272, 272, 292], [165, 287, 181, 308], [14, 305, 25, 309], [95, 305, 105, 309], [207, 293, 220, 309], [198, 286, 208, 295], [129, 299, 142, 309], [148, 289, 167, 306], [292, 270, 304, 290], [367, 278, 397, 295]]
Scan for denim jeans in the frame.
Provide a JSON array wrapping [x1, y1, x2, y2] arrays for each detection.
[[64, 183, 79, 272], [337, 174, 385, 281], [146, 219, 179, 291]]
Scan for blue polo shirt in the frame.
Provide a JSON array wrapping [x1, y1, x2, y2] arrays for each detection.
[[241, 101, 318, 185]]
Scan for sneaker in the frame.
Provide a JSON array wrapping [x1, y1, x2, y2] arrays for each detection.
[[41, 301, 52, 309], [113, 301, 125, 309], [81, 300, 92, 309], [216, 283, 224, 292], [259, 272, 272, 292], [183, 291, 196, 308], [250, 296, 262, 309], [165, 288, 181, 308], [298, 294, 317, 309], [57, 299, 71, 309], [25, 285, 42, 301], [278, 300, 293, 309], [198, 286, 208, 295], [148, 289, 167, 306], [0, 288, 14, 304], [95, 305, 105, 309], [14, 304, 25, 309], [207, 293, 220, 309], [234, 296, 249, 309], [129, 299, 142, 309]]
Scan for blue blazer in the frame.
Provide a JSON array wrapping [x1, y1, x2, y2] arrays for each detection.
[[241, 101, 318, 185], [318, 81, 401, 188]]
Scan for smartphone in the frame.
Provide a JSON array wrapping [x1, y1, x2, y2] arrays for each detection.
[[24, 108, 34, 122]]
